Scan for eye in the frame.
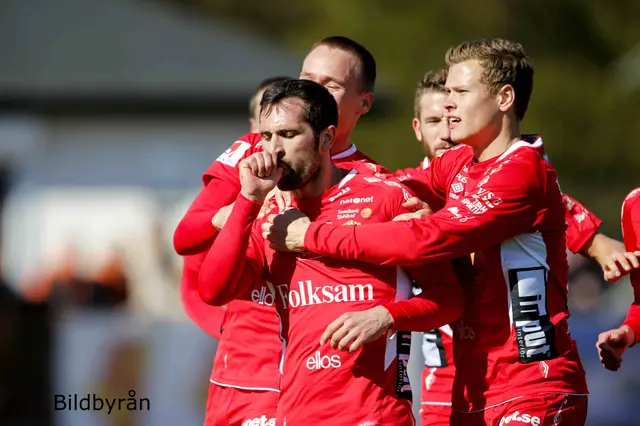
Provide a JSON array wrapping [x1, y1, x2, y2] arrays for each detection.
[[261, 133, 272, 141]]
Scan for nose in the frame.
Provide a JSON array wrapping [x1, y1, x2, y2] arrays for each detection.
[[444, 92, 455, 112]]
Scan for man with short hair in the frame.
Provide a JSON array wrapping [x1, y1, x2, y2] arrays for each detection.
[[198, 78, 463, 425], [174, 37, 389, 425], [265, 38, 591, 425]]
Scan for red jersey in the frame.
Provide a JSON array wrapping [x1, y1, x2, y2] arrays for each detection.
[[621, 187, 640, 337], [303, 136, 589, 412], [198, 171, 463, 425], [175, 133, 392, 391]]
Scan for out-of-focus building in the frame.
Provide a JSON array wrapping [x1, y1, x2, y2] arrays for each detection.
[[0, 0, 299, 317]]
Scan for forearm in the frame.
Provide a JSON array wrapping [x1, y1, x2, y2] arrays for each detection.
[[198, 194, 262, 305], [181, 254, 225, 339]]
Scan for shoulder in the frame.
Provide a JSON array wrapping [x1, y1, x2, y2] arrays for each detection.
[[349, 174, 414, 204], [623, 187, 640, 217], [202, 133, 263, 185]]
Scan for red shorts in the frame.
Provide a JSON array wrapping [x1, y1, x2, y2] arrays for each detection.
[[419, 403, 451, 426], [204, 382, 278, 426], [450, 394, 588, 426]]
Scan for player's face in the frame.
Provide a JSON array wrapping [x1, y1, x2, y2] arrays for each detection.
[[249, 89, 267, 133], [444, 59, 502, 147], [258, 99, 323, 191], [300, 46, 371, 143], [412, 92, 454, 160]]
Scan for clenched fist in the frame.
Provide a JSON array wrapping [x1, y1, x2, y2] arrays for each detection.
[[239, 151, 283, 203]]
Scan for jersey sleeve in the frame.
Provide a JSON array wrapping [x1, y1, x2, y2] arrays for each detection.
[[173, 135, 258, 255], [562, 193, 602, 254], [305, 150, 546, 266], [384, 261, 464, 331], [197, 193, 267, 306], [173, 177, 239, 255], [181, 252, 225, 339], [621, 188, 640, 339]]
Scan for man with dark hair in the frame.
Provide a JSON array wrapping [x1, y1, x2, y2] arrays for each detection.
[[265, 37, 593, 426], [173, 37, 388, 426], [197, 78, 462, 425], [248, 76, 291, 133]]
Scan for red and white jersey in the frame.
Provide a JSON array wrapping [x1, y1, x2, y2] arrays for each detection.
[[182, 134, 391, 391], [304, 135, 589, 412], [622, 187, 640, 337], [198, 171, 463, 425]]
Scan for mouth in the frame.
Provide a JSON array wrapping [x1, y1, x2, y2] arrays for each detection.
[[448, 117, 461, 127]]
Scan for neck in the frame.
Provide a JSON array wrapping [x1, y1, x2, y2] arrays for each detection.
[[294, 156, 346, 200], [472, 117, 521, 162], [330, 132, 352, 156]]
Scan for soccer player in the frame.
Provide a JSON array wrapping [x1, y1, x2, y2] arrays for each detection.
[[198, 78, 464, 425], [403, 68, 632, 426], [264, 38, 591, 425], [596, 187, 640, 371], [180, 76, 289, 341], [174, 37, 389, 426]]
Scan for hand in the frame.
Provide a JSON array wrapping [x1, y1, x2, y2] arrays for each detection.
[[393, 197, 433, 221], [603, 250, 640, 282], [262, 208, 310, 252], [239, 151, 282, 203], [212, 203, 234, 230], [320, 306, 394, 353], [596, 325, 635, 371], [257, 188, 293, 219]]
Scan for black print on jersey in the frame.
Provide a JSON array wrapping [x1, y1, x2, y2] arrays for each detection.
[[509, 267, 557, 364], [423, 329, 448, 368], [396, 331, 413, 400]]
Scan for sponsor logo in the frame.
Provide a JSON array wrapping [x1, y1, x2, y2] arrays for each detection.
[[447, 206, 474, 223], [337, 208, 359, 220], [305, 350, 341, 370], [274, 280, 374, 309], [451, 182, 464, 193], [538, 361, 549, 378], [216, 141, 251, 167], [509, 267, 557, 363], [499, 411, 541, 426], [343, 220, 361, 226], [251, 286, 275, 306], [328, 187, 351, 202], [241, 416, 276, 426], [456, 319, 475, 340], [360, 208, 372, 218], [340, 196, 374, 205]]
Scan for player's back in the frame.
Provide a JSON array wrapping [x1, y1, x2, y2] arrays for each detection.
[[268, 172, 416, 425]]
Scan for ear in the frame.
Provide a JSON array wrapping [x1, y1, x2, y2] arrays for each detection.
[[249, 117, 258, 133], [359, 92, 374, 115], [319, 126, 336, 152], [497, 84, 516, 115], [412, 117, 422, 142]]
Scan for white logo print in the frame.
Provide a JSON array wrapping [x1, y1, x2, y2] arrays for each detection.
[[216, 141, 251, 167], [306, 350, 341, 370], [241, 415, 276, 426], [274, 280, 374, 309], [329, 186, 351, 202], [451, 182, 464, 193], [340, 196, 374, 205], [251, 286, 275, 306], [499, 411, 541, 426]]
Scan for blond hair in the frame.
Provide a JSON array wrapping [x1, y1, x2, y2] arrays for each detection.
[[414, 68, 448, 118], [445, 38, 533, 120]]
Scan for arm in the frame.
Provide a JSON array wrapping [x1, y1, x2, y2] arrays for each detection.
[[173, 177, 239, 255], [305, 153, 544, 266], [383, 262, 464, 331], [181, 252, 225, 339], [197, 194, 265, 305]]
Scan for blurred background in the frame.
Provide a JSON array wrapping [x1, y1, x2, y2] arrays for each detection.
[[0, 0, 639, 425]]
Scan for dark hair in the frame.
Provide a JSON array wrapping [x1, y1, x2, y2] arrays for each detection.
[[249, 76, 291, 118], [414, 68, 448, 118], [310, 36, 376, 93], [446, 38, 534, 120], [260, 79, 338, 138]]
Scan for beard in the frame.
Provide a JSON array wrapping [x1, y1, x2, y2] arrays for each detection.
[[277, 153, 321, 191]]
